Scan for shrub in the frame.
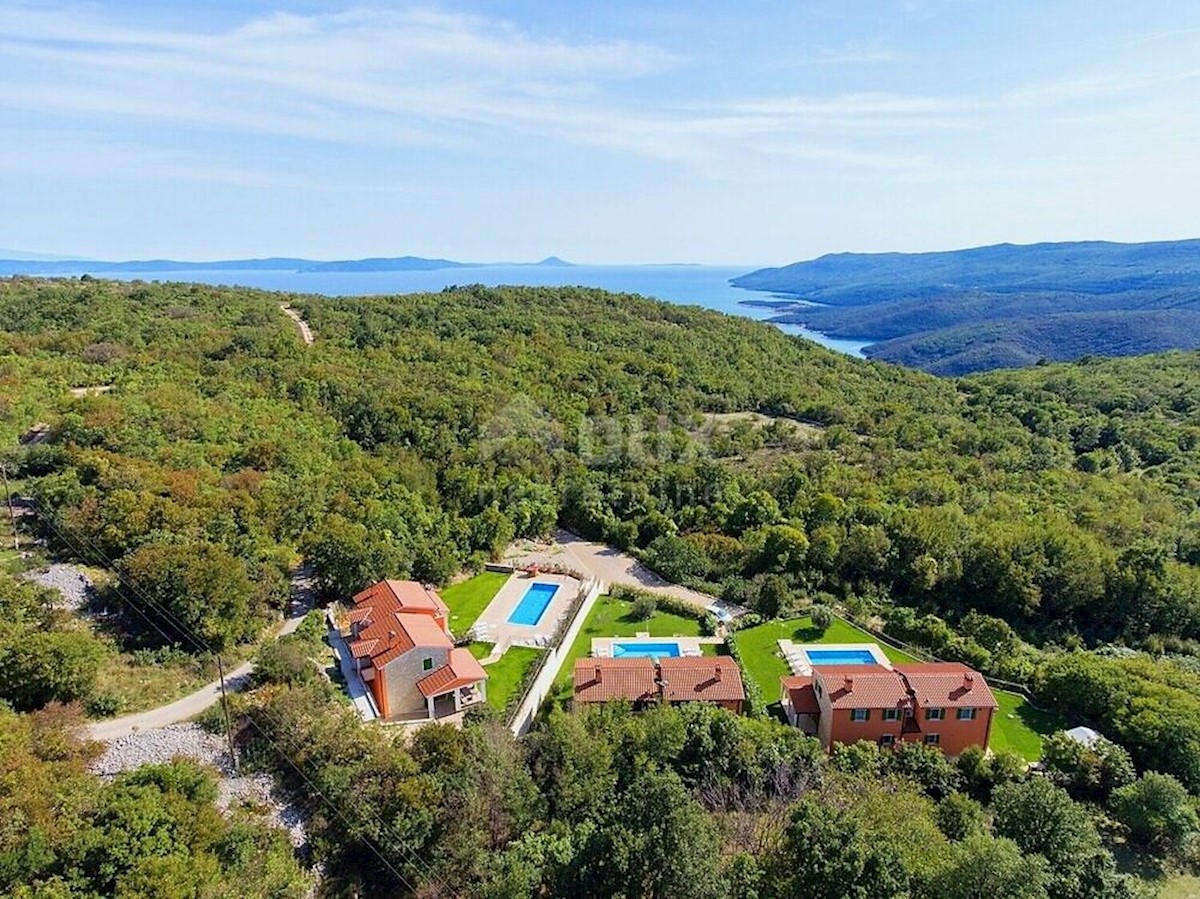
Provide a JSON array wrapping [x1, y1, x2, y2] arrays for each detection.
[[85, 692, 123, 718], [724, 632, 763, 718], [631, 594, 657, 621]]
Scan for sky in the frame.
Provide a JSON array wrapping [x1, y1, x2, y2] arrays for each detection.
[[1, 1, 1199, 264]]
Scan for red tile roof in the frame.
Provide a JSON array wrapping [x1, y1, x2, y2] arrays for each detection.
[[351, 611, 453, 668], [659, 657, 745, 704], [416, 647, 488, 698], [814, 665, 910, 710], [781, 675, 820, 714], [352, 579, 449, 617], [895, 663, 998, 710], [573, 658, 658, 704]]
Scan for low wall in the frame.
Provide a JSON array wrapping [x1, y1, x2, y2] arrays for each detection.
[[508, 577, 605, 736]]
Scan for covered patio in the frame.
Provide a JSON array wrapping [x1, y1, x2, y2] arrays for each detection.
[[416, 647, 489, 719]]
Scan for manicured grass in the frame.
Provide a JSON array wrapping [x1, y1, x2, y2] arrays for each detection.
[[441, 570, 510, 636], [734, 615, 919, 706], [550, 594, 706, 704], [471, 642, 544, 711], [735, 615, 1057, 762], [989, 689, 1061, 762]]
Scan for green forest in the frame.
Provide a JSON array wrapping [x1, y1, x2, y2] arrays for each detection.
[[5, 275, 1200, 896]]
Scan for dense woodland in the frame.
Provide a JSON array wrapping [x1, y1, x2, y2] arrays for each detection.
[[4, 276, 1200, 895]]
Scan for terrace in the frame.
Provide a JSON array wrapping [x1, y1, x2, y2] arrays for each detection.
[[441, 570, 580, 716]]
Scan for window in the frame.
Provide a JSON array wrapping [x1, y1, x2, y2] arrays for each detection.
[[925, 734, 941, 745], [814, 681, 822, 697], [926, 707, 945, 721], [957, 707, 977, 720], [880, 735, 895, 746], [851, 708, 870, 722], [882, 708, 900, 721], [422, 657, 434, 671]]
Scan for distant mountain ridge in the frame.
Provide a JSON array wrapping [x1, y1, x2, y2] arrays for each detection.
[[0, 253, 574, 276], [733, 239, 1200, 374]]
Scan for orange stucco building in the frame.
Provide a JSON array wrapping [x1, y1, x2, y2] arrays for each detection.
[[781, 657, 997, 756]]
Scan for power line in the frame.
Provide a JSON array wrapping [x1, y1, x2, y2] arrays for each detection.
[[28, 492, 461, 898]]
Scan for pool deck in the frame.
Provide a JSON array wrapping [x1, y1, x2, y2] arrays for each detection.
[[590, 635, 722, 658], [470, 572, 581, 655], [779, 640, 891, 676]]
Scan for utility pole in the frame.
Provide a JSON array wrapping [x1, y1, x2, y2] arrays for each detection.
[[0, 461, 19, 553], [216, 655, 239, 774]]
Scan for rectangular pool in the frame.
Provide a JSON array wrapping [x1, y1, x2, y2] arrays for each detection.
[[507, 582, 559, 626], [612, 641, 681, 659], [805, 649, 879, 666]]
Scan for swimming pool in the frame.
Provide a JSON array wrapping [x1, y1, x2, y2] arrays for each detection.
[[507, 582, 559, 626], [612, 641, 681, 659], [805, 649, 879, 666]]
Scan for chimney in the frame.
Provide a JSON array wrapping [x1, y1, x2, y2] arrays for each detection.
[[594, 665, 603, 684], [844, 676, 854, 692], [963, 673, 974, 690], [388, 629, 397, 645], [714, 665, 723, 681]]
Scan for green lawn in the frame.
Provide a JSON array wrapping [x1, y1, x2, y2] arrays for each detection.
[[469, 642, 544, 711], [441, 570, 509, 637], [735, 615, 1056, 762], [549, 594, 706, 704], [734, 615, 919, 706], [989, 689, 1061, 762]]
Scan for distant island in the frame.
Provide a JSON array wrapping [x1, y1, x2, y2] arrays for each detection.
[[734, 239, 1200, 374], [0, 253, 575, 276]]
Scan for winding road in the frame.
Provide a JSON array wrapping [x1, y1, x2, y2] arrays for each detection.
[[87, 568, 317, 742]]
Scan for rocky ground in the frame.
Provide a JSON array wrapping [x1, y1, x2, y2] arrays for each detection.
[[90, 723, 309, 849], [26, 561, 94, 610]]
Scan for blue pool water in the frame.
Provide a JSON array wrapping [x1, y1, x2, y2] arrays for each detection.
[[805, 649, 878, 666], [612, 641, 681, 659], [507, 582, 559, 626]]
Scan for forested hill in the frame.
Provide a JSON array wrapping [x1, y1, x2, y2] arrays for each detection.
[[9, 277, 1200, 894], [733, 239, 1200, 374]]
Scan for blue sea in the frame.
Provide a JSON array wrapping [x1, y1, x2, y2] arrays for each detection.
[[79, 264, 870, 357]]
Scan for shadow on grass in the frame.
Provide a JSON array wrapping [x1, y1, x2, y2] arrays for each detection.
[[1014, 699, 1065, 737]]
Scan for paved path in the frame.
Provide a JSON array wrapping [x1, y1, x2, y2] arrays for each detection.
[[279, 304, 314, 345], [87, 567, 317, 742], [507, 529, 722, 613]]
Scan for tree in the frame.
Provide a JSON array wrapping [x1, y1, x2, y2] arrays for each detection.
[[1042, 731, 1134, 800], [566, 765, 723, 899], [728, 490, 781, 535], [1109, 771, 1200, 850], [119, 541, 259, 651], [928, 833, 1049, 899], [0, 630, 106, 710], [886, 741, 962, 800], [757, 524, 809, 574], [934, 793, 986, 841], [992, 778, 1100, 866], [810, 604, 834, 634], [644, 533, 708, 584], [764, 796, 907, 899]]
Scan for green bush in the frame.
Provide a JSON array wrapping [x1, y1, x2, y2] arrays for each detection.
[[631, 594, 657, 621]]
